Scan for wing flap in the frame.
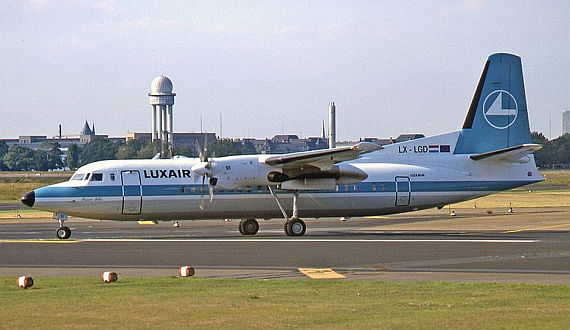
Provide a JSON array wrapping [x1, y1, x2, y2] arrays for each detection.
[[469, 144, 542, 162], [264, 142, 381, 169]]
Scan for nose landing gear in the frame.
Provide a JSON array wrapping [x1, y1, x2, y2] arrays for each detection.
[[54, 212, 71, 239], [56, 226, 71, 239]]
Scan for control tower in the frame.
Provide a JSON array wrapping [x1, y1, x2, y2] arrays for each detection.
[[149, 75, 176, 157]]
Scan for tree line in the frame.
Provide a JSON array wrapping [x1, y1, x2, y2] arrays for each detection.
[[531, 132, 570, 169], [0, 138, 242, 171], [1, 132, 567, 171]]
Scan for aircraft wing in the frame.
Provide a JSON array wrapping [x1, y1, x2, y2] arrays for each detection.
[[264, 142, 382, 170], [469, 144, 542, 162]]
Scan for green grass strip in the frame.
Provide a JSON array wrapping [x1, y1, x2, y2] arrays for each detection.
[[1, 277, 569, 329]]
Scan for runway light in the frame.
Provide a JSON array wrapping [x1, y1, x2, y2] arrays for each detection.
[[17, 276, 34, 289], [178, 266, 195, 277], [101, 271, 118, 283]]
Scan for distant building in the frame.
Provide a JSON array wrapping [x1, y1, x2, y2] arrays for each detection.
[[394, 134, 425, 143], [563, 110, 570, 135], [127, 132, 216, 151], [80, 121, 96, 143], [360, 137, 394, 146], [1, 119, 425, 158], [0, 121, 122, 151], [125, 132, 152, 142], [267, 134, 328, 153]]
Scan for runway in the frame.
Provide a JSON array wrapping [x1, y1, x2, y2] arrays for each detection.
[[1, 208, 569, 282]]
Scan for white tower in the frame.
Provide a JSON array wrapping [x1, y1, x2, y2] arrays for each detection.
[[563, 110, 570, 135], [328, 101, 336, 148], [149, 75, 176, 157]]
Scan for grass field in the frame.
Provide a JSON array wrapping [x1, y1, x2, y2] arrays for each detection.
[[0, 174, 70, 204], [453, 190, 570, 208], [0, 209, 53, 219], [1, 277, 569, 329]]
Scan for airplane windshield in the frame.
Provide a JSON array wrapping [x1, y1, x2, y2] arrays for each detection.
[[70, 173, 85, 181]]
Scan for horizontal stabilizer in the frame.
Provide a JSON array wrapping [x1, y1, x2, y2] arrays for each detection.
[[469, 144, 542, 162]]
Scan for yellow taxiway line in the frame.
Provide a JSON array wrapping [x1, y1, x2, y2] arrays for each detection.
[[298, 268, 346, 279], [137, 221, 158, 225]]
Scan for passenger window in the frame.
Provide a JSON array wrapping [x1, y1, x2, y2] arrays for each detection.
[[90, 173, 103, 181], [110, 173, 115, 181], [71, 173, 84, 181], [84, 173, 91, 181]]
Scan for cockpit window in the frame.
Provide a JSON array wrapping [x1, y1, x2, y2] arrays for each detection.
[[71, 173, 85, 181], [90, 173, 103, 181], [84, 173, 91, 181]]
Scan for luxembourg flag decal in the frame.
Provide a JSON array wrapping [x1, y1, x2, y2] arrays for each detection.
[[429, 145, 439, 153]]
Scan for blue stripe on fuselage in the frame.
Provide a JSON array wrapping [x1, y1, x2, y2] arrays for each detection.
[[34, 180, 538, 199], [35, 185, 123, 198]]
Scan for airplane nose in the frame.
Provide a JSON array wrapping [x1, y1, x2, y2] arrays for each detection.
[[21, 191, 35, 207]]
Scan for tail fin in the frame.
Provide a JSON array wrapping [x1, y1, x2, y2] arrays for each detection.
[[454, 53, 531, 154]]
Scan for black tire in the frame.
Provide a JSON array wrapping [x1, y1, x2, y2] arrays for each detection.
[[284, 222, 290, 236], [285, 218, 306, 236], [56, 226, 71, 239], [240, 219, 259, 235], [238, 221, 245, 235]]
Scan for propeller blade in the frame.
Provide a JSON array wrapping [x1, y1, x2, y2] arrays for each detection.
[[199, 175, 205, 210]]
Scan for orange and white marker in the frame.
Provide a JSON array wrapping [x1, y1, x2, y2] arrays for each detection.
[[178, 266, 195, 277], [18, 276, 34, 288], [101, 271, 118, 283]]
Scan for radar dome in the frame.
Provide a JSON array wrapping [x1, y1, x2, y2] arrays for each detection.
[[150, 75, 173, 94]]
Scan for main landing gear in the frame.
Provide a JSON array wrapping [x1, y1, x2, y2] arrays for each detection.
[[268, 187, 307, 237], [239, 218, 259, 235], [55, 213, 71, 239]]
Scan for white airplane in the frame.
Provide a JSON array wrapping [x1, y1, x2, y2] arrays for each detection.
[[21, 53, 543, 239]]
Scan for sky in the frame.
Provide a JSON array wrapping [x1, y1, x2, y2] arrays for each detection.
[[1, 0, 569, 141]]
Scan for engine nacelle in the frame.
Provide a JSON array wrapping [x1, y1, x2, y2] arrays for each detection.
[[199, 155, 368, 190], [206, 155, 272, 190], [267, 163, 367, 185]]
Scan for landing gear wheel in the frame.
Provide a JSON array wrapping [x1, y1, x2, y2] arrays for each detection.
[[56, 226, 71, 239], [285, 218, 306, 237], [239, 219, 259, 236]]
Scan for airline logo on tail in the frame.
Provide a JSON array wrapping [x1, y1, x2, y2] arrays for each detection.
[[483, 90, 518, 129]]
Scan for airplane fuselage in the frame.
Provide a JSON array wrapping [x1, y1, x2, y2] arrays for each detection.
[[20, 53, 543, 238], [30, 132, 542, 221]]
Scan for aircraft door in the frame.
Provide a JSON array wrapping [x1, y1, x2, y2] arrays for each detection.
[[395, 176, 411, 206], [121, 170, 142, 215]]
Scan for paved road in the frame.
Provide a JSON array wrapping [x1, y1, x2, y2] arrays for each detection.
[[1, 216, 568, 282]]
